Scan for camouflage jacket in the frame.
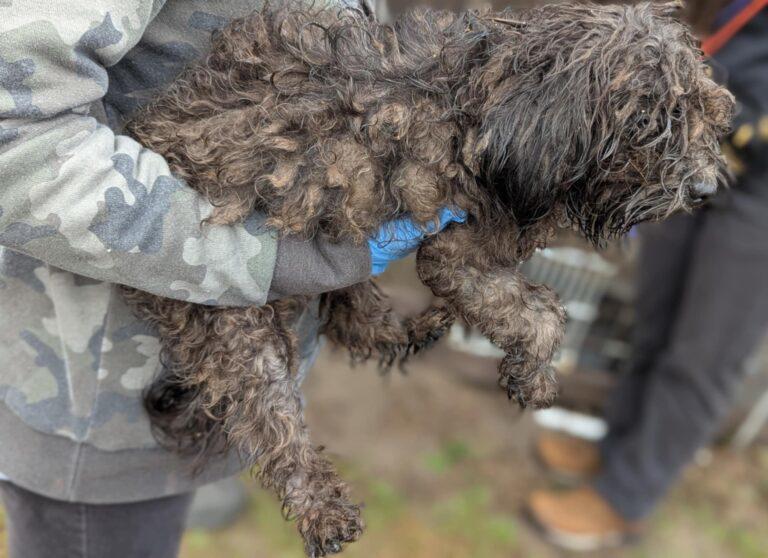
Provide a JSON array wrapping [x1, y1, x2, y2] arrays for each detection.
[[0, 0, 368, 502]]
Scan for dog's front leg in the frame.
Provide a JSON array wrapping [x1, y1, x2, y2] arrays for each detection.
[[416, 225, 565, 408]]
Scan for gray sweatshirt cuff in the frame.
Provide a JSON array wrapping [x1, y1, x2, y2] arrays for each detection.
[[268, 235, 371, 299]]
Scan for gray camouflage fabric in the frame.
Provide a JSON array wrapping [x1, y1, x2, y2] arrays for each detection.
[[0, 0, 350, 502]]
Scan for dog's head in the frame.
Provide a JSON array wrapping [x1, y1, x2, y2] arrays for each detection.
[[474, 0, 734, 244]]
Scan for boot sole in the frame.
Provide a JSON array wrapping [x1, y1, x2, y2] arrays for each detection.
[[522, 506, 640, 552], [532, 445, 598, 485]]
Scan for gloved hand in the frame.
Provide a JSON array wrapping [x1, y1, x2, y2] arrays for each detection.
[[368, 207, 467, 276]]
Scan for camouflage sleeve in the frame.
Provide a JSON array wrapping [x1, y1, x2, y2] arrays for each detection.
[[0, 1, 277, 307]]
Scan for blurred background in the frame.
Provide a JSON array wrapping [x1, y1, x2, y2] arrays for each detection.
[[172, 242, 768, 558], [4, 0, 766, 556]]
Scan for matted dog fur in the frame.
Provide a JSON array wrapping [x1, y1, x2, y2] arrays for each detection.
[[123, 1, 733, 554]]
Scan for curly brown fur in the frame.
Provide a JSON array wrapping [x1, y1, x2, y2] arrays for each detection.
[[123, 288, 362, 556], [123, 1, 733, 554], [320, 280, 409, 368]]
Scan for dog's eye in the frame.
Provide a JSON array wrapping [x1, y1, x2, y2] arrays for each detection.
[[635, 112, 651, 128]]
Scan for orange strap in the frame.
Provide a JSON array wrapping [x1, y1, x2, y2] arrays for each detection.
[[701, 0, 768, 56]]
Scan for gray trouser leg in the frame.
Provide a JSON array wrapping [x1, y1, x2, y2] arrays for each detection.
[[594, 193, 768, 521], [0, 481, 193, 558], [600, 213, 702, 439]]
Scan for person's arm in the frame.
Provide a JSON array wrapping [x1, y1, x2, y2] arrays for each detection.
[[268, 235, 371, 300], [268, 205, 468, 300], [0, 1, 277, 307]]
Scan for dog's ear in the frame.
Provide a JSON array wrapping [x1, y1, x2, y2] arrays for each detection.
[[477, 71, 595, 228], [653, 0, 684, 17]]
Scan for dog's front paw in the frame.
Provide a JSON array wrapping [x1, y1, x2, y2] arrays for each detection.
[[299, 498, 364, 557], [498, 354, 558, 409]]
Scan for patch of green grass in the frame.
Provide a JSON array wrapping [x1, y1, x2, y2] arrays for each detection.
[[248, 488, 305, 557], [0, 501, 5, 558], [183, 530, 214, 551], [364, 480, 406, 526], [432, 486, 518, 558], [424, 440, 472, 474], [727, 529, 766, 558], [684, 504, 768, 558]]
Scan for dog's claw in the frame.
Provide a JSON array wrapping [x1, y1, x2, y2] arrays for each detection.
[[300, 499, 363, 557], [499, 355, 557, 409], [515, 391, 528, 409], [506, 348, 526, 366], [503, 381, 528, 408]]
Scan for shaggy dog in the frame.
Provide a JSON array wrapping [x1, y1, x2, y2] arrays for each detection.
[[123, 1, 733, 554]]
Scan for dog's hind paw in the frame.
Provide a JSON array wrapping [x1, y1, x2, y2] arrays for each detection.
[[404, 304, 456, 358], [498, 355, 558, 409], [300, 499, 364, 557]]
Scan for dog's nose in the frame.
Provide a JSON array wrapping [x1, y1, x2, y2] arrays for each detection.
[[690, 181, 718, 199]]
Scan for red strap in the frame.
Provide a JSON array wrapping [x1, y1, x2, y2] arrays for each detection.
[[701, 0, 768, 56]]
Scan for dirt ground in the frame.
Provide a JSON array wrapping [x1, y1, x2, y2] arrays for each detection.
[[0, 342, 767, 558], [160, 342, 768, 558]]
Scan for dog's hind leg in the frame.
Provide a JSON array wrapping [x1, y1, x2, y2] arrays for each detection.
[[416, 225, 565, 408], [192, 304, 364, 557], [321, 281, 457, 368], [320, 281, 410, 368], [402, 302, 456, 357], [123, 292, 363, 556]]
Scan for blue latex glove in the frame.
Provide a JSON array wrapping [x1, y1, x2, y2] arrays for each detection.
[[368, 207, 467, 276]]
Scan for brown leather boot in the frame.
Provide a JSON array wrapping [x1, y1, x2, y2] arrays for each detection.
[[534, 432, 601, 481], [525, 486, 641, 551]]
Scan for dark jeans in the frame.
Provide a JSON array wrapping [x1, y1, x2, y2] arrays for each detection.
[[0, 481, 193, 558], [594, 187, 768, 520]]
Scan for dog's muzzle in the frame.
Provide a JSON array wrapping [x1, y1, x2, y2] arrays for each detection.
[[690, 181, 718, 200]]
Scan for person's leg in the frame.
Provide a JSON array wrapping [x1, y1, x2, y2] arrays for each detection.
[[0, 481, 193, 558], [538, 214, 701, 481], [595, 197, 768, 521], [533, 215, 701, 483], [601, 212, 702, 438]]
